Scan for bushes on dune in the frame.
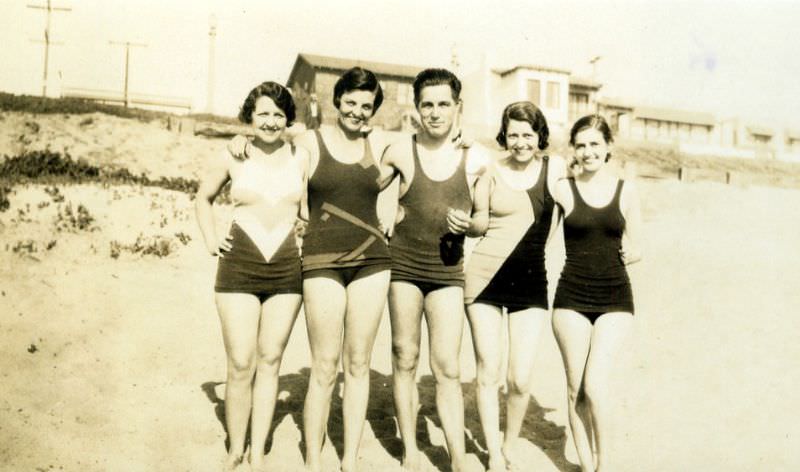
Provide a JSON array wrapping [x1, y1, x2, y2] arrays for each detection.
[[0, 92, 168, 123], [0, 150, 200, 195], [0, 92, 238, 125]]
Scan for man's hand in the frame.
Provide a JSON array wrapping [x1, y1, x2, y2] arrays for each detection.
[[227, 135, 250, 161], [446, 208, 472, 235]]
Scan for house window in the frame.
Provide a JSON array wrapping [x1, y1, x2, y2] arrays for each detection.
[[752, 134, 771, 145], [527, 80, 541, 105], [397, 83, 414, 105], [569, 92, 589, 118], [546, 82, 560, 109]]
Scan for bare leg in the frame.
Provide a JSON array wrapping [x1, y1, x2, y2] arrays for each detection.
[[583, 312, 633, 472], [425, 286, 467, 472], [502, 307, 548, 470], [303, 274, 347, 472], [552, 309, 594, 472], [249, 293, 302, 471], [216, 293, 262, 471], [389, 281, 424, 471], [341, 270, 391, 472], [466, 302, 506, 471]]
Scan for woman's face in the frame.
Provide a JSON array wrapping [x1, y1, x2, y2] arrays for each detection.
[[572, 127, 609, 173], [251, 96, 287, 144], [505, 119, 538, 163], [337, 89, 376, 133]]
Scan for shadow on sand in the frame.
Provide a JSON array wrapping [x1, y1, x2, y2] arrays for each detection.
[[203, 369, 575, 471]]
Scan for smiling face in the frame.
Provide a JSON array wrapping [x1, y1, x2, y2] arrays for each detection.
[[416, 84, 459, 139], [336, 89, 377, 133], [572, 127, 610, 173], [251, 96, 288, 144], [505, 119, 539, 163]]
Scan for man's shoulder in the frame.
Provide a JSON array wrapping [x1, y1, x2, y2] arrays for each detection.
[[383, 134, 414, 161], [464, 142, 494, 175]]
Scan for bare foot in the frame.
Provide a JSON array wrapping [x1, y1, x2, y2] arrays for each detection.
[[305, 460, 321, 472], [223, 453, 248, 472], [249, 452, 267, 472], [487, 453, 508, 471], [401, 448, 422, 471], [341, 457, 357, 472], [450, 455, 468, 472], [501, 443, 519, 471]]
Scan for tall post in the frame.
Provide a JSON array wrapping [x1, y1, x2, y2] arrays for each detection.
[[109, 41, 147, 108], [27, 0, 71, 97], [207, 14, 217, 113], [124, 44, 130, 107], [589, 55, 602, 114]]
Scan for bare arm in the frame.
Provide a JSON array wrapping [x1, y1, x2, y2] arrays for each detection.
[[293, 130, 321, 178], [195, 151, 232, 256], [465, 165, 492, 237], [620, 180, 643, 265], [377, 142, 401, 190], [297, 147, 310, 223], [545, 156, 568, 246]]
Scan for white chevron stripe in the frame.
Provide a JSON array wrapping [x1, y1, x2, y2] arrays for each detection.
[[233, 212, 293, 263]]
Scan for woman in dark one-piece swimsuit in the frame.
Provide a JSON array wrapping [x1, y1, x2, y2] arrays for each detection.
[[552, 114, 643, 472]]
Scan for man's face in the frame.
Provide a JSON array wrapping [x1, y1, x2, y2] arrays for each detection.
[[416, 84, 459, 139]]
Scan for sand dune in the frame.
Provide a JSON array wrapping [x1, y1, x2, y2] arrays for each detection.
[[1, 177, 799, 471], [2, 110, 799, 471]]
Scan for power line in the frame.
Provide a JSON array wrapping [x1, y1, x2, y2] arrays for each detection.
[[109, 41, 147, 108], [27, 0, 72, 97]]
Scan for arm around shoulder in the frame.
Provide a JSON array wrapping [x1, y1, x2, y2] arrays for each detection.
[[377, 140, 407, 190], [466, 160, 493, 237]]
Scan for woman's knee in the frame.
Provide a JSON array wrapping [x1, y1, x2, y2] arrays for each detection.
[[310, 356, 340, 388], [565, 383, 584, 408], [227, 352, 256, 380], [582, 375, 608, 407], [431, 356, 460, 383], [475, 360, 502, 389], [256, 347, 283, 373], [392, 342, 420, 374], [344, 350, 371, 379], [506, 371, 532, 396]]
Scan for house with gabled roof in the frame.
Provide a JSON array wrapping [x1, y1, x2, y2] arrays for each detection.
[[286, 53, 422, 132]]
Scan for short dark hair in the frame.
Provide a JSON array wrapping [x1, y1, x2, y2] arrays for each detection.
[[333, 67, 384, 112], [569, 114, 614, 161], [413, 68, 461, 106], [496, 101, 549, 150], [238, 81, 295, 126], [569, 114, 614, 146]]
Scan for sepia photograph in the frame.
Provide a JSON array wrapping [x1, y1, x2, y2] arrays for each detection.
[[1, 1, 799, 471]]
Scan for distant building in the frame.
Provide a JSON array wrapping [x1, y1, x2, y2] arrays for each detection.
[[282, 53, 800, 163], [286, 53, 421, 131], [630, 106, 716, 144], [460, 62, 601, 139], [785, 130, 800, 154]]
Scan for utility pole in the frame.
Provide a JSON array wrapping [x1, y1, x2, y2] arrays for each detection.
[[27, 0, 71, 97], [109, 41, 147, 107], [589, 55, 602, 114], [450, 43, 460, 73], [207, 14, 217, 114]]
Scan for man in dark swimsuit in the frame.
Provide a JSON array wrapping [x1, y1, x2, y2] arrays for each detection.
[[379, 68, 490, 472]]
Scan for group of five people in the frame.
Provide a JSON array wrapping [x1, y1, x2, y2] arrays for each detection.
[[196, 65, 641, 472]]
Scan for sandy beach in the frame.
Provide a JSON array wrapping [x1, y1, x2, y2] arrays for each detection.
[[2, 112, 800, 471]]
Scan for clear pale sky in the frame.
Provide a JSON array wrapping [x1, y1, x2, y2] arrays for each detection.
[[2, 0, 798, 130]]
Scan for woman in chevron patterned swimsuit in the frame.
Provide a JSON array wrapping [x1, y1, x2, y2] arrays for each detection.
[[196, 81, 307, 472]]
